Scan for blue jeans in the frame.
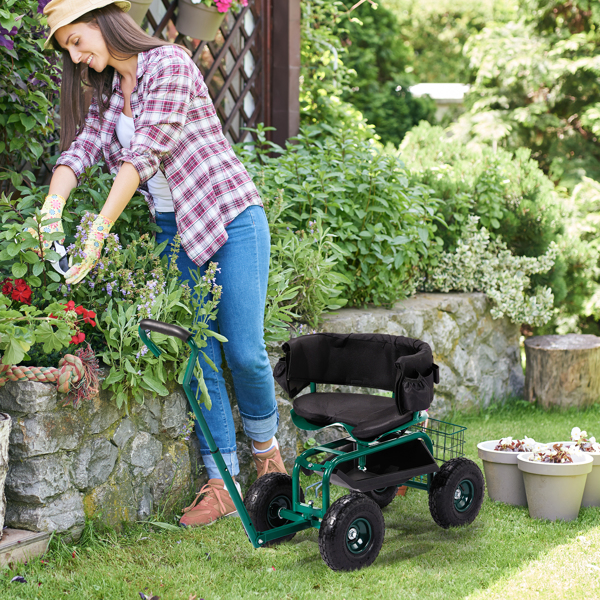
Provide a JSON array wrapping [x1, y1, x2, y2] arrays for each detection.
[[156, 206, 278, 479]]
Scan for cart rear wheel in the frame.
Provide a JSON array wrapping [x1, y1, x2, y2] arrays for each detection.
[[244, 473, 303, 546], [364, 486, 399, 508], [429, 457, 484, 529], [319, 493, 385, 571]]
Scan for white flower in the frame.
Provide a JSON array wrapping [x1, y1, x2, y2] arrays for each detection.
[[571, 427, 582, 441]]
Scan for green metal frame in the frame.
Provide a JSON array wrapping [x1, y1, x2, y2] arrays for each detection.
[[139, 328, 436, 547]]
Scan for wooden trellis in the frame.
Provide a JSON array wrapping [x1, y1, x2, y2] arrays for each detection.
[[147, 0, 272, 144]]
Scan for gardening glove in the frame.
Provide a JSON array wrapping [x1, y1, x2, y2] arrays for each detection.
[[25, 194, 66, 257], [64, 214, 114, 285]]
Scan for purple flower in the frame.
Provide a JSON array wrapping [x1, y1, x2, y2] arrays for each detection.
[[106, 283, 113, 296], [38, 0, 52, 14], [0, 27, 17, 51]]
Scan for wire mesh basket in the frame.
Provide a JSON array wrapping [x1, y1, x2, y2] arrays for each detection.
[[408, 417, 466, 464]]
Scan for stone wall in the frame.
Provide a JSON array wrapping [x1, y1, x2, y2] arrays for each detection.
[[0, 292, 522, 537]]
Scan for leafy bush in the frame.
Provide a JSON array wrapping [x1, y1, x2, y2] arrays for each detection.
[[239, 123, 441, 308], [333, 1, 436, 147], [400, 122, 571, 305], [424, 216, 557, 326], [0, 0, 60, 194], [456, 1, 600, 189]]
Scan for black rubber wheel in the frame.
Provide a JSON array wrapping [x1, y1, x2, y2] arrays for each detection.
[[318, 493, 385, 572], [428, 457, 485, 529], [364, 486, 399, 508], [244, 473, 304, 546]]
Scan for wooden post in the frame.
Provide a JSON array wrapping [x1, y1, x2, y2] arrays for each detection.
[[524, 334, 600, 408], [0, 412, 11, 540], [270, 0, 300, 146]]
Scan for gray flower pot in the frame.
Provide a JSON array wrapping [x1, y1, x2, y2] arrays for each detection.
[[550, 442, 600, 508], [477, 440, 527, 506], [517, 452, 593, 521], [0, 412, 11, 540], [128, 0, 153, 25], [176, 0, 226, 40]]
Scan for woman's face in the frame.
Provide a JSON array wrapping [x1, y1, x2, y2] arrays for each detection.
[[54, 21, 110, 72]]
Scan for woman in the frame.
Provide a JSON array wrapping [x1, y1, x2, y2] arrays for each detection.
[[40, 0, 286, 527]]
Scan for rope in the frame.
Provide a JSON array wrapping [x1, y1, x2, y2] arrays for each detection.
[[0, 346, 100, 406]]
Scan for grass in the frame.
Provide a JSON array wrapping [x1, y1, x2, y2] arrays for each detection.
[[2, 400, 600, 600]]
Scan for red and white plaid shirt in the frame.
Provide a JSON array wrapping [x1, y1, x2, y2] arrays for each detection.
[[56, 45, 262, 266]]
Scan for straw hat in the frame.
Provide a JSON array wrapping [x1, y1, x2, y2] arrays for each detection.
[[43, 0, 131, 50]]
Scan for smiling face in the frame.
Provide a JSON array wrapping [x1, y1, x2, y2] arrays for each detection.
[[54, 21, 111, 72]]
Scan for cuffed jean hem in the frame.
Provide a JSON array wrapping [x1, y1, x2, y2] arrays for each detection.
[[201, 450, 240, 480], [241, 409, 279, 444]]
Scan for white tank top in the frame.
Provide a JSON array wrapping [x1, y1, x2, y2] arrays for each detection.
[[115, 112, 174, 213]]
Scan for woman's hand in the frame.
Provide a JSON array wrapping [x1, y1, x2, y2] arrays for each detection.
[[64, 214, 114, 285], [25, 194, 66, 256]]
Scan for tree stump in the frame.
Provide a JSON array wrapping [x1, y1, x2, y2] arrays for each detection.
[[0, 412, 11, 540], [524, 334, 600, 409]]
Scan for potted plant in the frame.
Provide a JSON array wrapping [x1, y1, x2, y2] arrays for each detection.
[[477, 437, 537, 506], [517, 444, 593, 521], [128, 0, 154, 26], [551, 428, 600, 508], [176, 0, 248, 41]]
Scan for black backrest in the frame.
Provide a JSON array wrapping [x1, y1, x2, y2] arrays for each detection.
[[273, 333, 438, 414]]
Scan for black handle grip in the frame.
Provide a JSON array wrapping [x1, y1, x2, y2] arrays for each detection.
[[139, 319, 192, 342]]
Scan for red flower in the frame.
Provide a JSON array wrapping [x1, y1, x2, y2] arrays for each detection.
[[1, 278, 14, 296], [74, 305, 85, 316], [69, 332, 86, 345], [64, 300, 76, 311], [10, 279, 32, 305], [83, 309, 96, 327]]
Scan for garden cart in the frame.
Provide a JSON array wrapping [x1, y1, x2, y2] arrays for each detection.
[[138, 321, 485, 572]]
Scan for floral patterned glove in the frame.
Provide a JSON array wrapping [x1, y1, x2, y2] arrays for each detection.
[[64, 214, 114, 285], [26, 194, 66, 256]]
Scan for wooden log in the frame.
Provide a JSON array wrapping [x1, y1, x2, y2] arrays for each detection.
[[0, 412, 11, 540], [524, 334, 600, 408]]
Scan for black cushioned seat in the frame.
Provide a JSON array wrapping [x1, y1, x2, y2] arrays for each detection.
[[293, 392, 414, 440], [274, 332, 438, 441]]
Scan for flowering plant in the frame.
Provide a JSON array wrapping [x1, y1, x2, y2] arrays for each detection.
[[493, 437, 538, 452], [529, 443, 579, 464], [0, 290, 96, 365], [571, 427, 600, 453], [190, 0, 248, 13]]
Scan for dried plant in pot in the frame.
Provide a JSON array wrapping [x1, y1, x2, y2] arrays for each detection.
[[517, 444, 593, 521], [477, 437, 537, 506], [549, 428, 600, 508]]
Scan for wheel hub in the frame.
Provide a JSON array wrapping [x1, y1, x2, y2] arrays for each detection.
[[454, 479, 475, 512], [346, 518, 372, 554]]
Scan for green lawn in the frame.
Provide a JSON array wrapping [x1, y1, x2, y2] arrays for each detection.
[[2, 400, 600, 600]]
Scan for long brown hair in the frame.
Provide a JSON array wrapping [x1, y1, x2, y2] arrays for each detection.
[[54, 5, 180, 151]]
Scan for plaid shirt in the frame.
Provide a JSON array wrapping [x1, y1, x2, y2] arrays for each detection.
[[56, 45, 262, 266]]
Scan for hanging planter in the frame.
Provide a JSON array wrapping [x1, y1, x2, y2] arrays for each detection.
[[0, 412, 11, 540], [517, 449, 593, 521], [477, 438, 534, 506], [128, 0, 153, 26], [176, 0, 226, 40]]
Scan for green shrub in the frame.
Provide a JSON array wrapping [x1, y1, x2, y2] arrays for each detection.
[[333, 2, 436, 147], [0, 1, 60, 194], [238, 123, 441, 308]]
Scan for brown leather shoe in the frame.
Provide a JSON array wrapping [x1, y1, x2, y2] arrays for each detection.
[[179, 479, 241, 527], [253, 444, 288, 478]]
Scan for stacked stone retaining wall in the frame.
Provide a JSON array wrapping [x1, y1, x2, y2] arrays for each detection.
[[0, 293, 522, 537]]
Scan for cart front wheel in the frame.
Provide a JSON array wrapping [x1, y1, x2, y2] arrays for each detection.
[[244, 473, 303, 546], [365, 486, 399, 508], [428, 457, 484, 529], [319, 493, 385, 572]]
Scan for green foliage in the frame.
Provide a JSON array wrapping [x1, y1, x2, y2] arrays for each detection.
[[334, 1, 436, 147], [0, 0, 60, 194], [400, 122, 572, 305], [238, 123, 441, 308], [457, 1, 600, 189], [382, 0, 518, 84]]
